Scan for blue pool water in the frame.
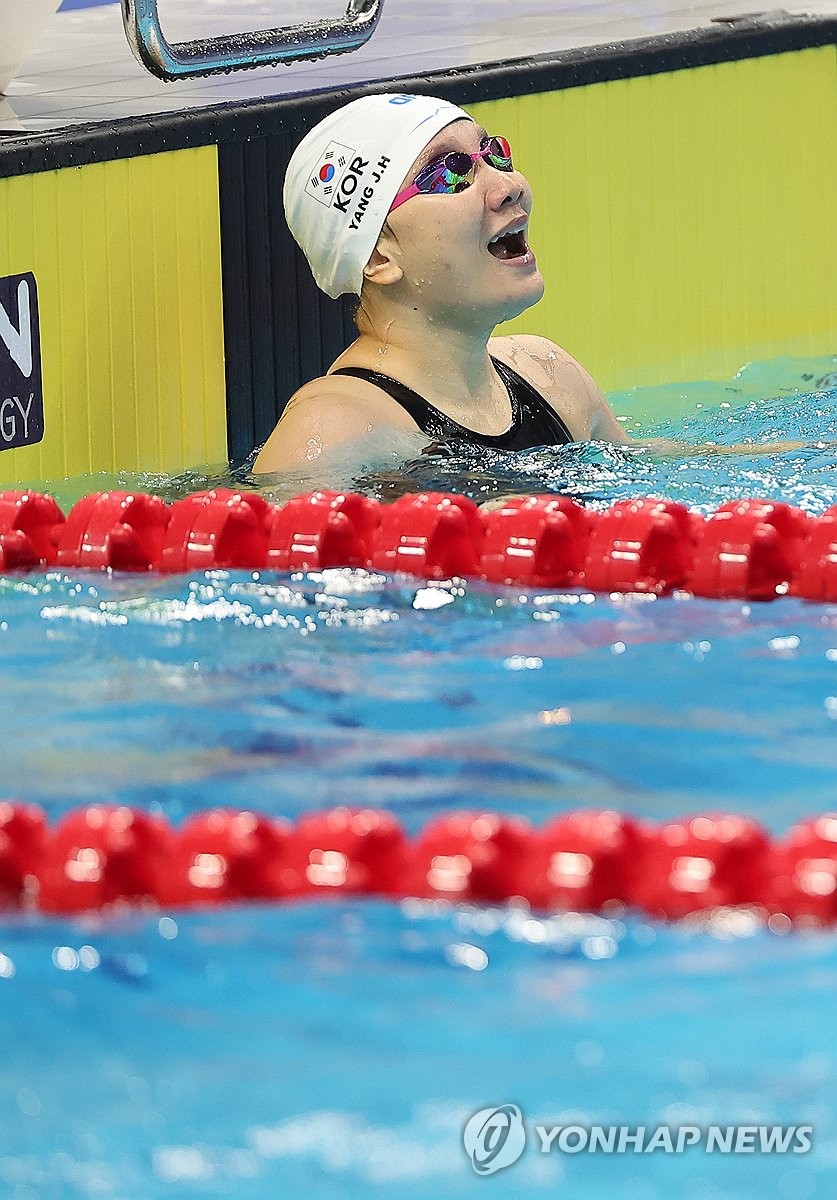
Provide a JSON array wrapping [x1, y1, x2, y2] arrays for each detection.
[[1, 361, 836, 1198]]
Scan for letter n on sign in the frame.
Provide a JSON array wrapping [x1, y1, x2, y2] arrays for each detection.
[[0, 272, 44, 450]]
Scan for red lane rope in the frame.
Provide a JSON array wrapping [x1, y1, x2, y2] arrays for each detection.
[[2, 803, 836, 924], [0, 487, 836, 599]]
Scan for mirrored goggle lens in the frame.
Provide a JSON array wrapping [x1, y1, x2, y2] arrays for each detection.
[[414, 153, 475, 195], [483, 135, 513, 170], [414, 136, 514, 195]]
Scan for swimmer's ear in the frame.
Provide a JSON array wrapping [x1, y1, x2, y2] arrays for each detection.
[[362, 240, 403, 288]]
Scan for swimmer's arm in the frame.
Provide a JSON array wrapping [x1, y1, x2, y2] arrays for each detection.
[[588, 387, 631, 443], [252, 381, 426, 476], [495, 338, 826, 455], [253, 393, 372, 474], [549, 360, 813, 452], [500, 335, 631, 443], [562, 352, 630, 442], [632, 436, 816, 458]]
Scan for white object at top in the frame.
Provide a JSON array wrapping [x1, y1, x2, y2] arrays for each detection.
[[0, 0, 61, 94]]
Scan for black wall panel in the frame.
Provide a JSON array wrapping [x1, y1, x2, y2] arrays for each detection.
[[218, 124, 357, 465]]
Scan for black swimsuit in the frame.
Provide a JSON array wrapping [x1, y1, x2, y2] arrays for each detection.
[[332, 357, 573, 450]]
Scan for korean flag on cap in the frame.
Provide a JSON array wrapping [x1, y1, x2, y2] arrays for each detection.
[[305, 140, 354, 207]]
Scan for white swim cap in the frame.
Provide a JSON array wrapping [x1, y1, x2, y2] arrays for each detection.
[[283, 93, 472, 299]]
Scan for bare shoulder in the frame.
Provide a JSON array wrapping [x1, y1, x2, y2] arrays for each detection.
[[489, 334, 629, 443], [252, 372, 423, 475], [490, 334, 599, 399]]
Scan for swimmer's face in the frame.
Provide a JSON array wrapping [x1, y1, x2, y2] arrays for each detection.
[[376, 119, 544, 326]]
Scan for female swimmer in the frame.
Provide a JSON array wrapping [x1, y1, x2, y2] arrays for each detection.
[[253, 92, 628, 477]]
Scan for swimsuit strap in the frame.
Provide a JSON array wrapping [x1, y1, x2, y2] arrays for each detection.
[[331, 357, 573, 450]]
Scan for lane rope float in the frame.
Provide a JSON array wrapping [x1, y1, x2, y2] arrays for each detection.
[[0, 488, 836, 600], [1, 803, 836, 924]]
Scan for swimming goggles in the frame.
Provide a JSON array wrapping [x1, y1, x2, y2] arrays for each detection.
[[389, 135, 514, 213]]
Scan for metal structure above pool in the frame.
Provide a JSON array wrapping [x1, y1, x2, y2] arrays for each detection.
[[3, 0, 834, 131], [122, 0, 386, 80]]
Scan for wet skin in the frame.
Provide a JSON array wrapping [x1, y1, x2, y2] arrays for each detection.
[[254, 119, 627, 479]]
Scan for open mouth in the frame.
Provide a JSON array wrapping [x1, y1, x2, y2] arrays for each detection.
[[487, 229, 529, 260]]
